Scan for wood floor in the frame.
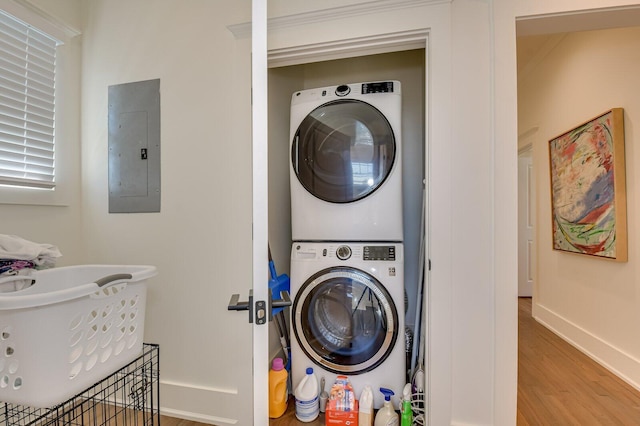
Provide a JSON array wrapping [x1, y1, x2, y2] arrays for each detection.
[[517, 297, 640, 425], [164, 298, 640, 425]]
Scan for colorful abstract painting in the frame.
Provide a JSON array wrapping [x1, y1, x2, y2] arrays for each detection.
[[549, 108, 627, 261]]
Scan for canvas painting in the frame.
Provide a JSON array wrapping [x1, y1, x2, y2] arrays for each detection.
[[548, 108, 627, 261]]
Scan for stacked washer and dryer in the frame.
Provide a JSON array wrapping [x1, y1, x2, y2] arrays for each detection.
[[289, 81, 405, 409]]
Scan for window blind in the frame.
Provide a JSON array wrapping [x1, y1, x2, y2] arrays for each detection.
[[0, 10, 58, 190]]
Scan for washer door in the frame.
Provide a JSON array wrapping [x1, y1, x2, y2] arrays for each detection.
[[292, 99, 396, 203], [293, 266, 399, 375]]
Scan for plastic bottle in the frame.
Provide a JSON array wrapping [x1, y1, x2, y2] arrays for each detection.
[[295, 367, 319, 422], [400, 383, 413, 426], [374, 388, 399, 426], [268, 358, 288, 418], [359, 385, 374, 426]]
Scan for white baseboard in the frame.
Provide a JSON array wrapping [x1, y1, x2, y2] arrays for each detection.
[[159, 380, 240, 425], [534, 302, 640, 392]]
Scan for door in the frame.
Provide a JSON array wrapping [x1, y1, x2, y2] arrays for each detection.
[[518, 148, 534, 297], [225, 2, 270, 424], [292, 99, 397, 203]]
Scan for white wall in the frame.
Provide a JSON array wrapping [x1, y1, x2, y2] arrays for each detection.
[[80, 1, 256, 422], [519, 26, 640, 390]]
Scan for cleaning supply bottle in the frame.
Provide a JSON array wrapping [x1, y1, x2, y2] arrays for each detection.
[[295, 367, 319, 422], [374, 388, 399, 426], [359, 385, 374, 426], [268, 357, 288, 418], [400, 383, 413, 426]]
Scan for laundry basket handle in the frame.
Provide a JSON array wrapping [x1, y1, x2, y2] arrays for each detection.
[[0, 275, 34, 285], [95, 273, 133, 287]]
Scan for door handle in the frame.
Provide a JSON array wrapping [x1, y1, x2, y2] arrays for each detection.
[[228, 290, 258, 323], [270, 289, 292, 322], [228, 289, 292, 325], [271, 289, 291, 310]]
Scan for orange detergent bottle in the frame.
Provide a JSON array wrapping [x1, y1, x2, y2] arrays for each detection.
[[269, 358, 288, 418]]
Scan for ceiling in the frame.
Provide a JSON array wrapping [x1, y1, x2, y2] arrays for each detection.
[[515, 5, 640, 76], [516, 34, 559, 75]]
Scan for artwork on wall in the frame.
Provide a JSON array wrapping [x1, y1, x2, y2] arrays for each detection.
[[548, 108, 627, 261]]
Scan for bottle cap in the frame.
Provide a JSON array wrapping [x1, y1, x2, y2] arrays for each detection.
[[379, 387, 395, 401], [272, 357, 284, 371], [306, 367, 313, 375]]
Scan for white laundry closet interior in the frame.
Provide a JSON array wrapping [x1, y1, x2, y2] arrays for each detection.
[[267, 49, 426, 386]]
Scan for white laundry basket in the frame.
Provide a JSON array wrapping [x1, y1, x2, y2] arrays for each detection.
[[0, 264, 156, 408]]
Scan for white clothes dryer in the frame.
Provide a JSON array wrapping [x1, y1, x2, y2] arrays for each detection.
[[290, 81, 403, 242], [290, 242, 405, 409]]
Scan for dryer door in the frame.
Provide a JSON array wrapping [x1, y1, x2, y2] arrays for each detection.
[[291, 99, 396, 203], [292, 266, 399, 375]]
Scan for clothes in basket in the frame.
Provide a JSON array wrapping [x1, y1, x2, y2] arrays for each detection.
[[0, 234, 63, 293]]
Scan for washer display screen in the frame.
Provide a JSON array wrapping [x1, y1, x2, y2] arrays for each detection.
[[292, 99, 396, 204]]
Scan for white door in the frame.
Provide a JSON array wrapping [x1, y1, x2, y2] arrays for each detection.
[[518, 148, 534, 297], [225, 1, 270, 424], [251, 1, 269, 424]]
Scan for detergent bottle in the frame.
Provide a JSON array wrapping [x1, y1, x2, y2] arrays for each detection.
[[374, 388, 399, 426], [358, 385, 374, 426], [295, 367, 319, 422], [268, 357, 288, 418], [400, 383, 413, 426]]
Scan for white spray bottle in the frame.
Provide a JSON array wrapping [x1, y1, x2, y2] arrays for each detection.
[[374, 388, 399, 426]]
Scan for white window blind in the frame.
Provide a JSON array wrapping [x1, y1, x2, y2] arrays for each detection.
[[0, 10, 58, 189]]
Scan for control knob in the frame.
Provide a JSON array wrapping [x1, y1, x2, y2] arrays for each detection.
[[335, 85, 351, 97], [336, 245, 352, 260]]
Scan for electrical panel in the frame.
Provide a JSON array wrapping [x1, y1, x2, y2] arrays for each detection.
[[108, 79, 161, 213]]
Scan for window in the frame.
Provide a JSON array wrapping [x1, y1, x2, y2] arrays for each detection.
[[0, 10, 59, 190]]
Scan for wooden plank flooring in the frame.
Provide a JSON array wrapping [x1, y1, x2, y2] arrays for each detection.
[[164, 297, 640, 425], [517, 297, 640, 425]]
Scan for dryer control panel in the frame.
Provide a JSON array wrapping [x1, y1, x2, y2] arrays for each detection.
[[363, 245, 396, 261], [362, 81, 394, 94]]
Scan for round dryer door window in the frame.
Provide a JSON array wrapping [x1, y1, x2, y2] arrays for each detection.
[[292, 99, 396, 203], [293, 266, 399, 375]]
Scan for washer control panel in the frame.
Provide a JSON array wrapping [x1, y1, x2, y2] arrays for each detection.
[[363, 245, 396, 261]]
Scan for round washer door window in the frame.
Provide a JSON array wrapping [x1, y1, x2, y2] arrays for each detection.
[[292, 99, 396, 203], [293, 266, 399, 375]]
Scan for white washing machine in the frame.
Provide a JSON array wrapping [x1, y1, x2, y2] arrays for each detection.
[[290, 242, 405, 409], [290, 81, 403, 242]]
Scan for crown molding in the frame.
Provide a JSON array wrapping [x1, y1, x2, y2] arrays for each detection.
[[7, 0, 81, 39], [268, 28, 427, 68], [227, 0, 449, 38]]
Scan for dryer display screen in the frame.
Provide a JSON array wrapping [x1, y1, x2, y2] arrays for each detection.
[[362, 82, 394, 94]]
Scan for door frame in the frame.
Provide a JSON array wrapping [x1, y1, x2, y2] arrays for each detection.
[[263, 25, 431, 422]]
